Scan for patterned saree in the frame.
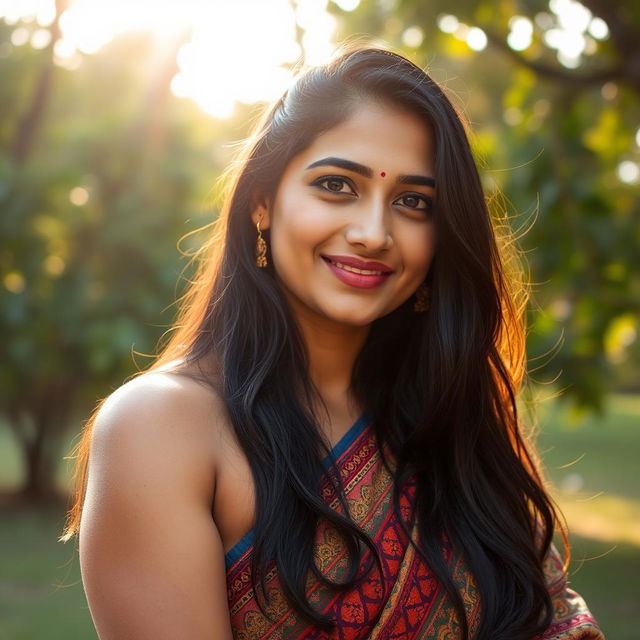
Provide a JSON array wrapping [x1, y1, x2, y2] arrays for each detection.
[[225, 414, 604, 639]]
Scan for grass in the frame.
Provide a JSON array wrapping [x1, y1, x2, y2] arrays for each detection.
[[560, 535, 638, 638], [535, 392, 640, 638], [2, 392, 639, 638], [0, 503, 96, 640]]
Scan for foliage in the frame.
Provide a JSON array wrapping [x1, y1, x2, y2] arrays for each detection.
[[1, 0, 638, 495], [330, 0, 640, 411], [0, 18, 244, 496]]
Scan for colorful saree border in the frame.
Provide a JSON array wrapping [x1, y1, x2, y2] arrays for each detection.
[[224, 412, 370, 570], [225, 413, 604, 639]]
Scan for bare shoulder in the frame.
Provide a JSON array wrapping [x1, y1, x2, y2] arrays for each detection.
[[98, 365, 227, 434], [91, 366, 231, 499], [80, 365, 235, 638]]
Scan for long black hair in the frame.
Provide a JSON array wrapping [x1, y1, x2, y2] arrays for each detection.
[[63, 45, 563, 639]]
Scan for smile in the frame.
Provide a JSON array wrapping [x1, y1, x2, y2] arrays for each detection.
[[321, 255, 393, 289], [325, 257, 385, 275]]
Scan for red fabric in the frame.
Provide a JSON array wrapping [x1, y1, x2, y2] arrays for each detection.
[[225, 418, 603, 639]]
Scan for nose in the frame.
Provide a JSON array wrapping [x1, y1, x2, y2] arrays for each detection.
[[344, 198, 393, 252]]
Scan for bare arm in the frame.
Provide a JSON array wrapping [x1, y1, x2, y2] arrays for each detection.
[[79, 373, 234, 640]]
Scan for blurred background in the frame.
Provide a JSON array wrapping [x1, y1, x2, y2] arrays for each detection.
[[0, 0, 638, 637]]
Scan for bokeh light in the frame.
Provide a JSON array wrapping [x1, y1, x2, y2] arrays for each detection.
[[10, 26, 29, 46], [617, 160, 640, 185], [401, 26, 423, 49], [588, 17, 609, 40], [437, 14, 459, 35], [507, 16, 533, 51], [332, 0, 360, 10], [466, 27, 487, 52], [69, 187, 89, 206], [4, 271, 26, 294], [546, 0, 596, 69], [0, 0, 340, 119]]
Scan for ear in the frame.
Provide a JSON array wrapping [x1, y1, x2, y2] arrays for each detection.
[[250, 193, 271, 230]]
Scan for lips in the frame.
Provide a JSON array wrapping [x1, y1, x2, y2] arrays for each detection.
[[321, 254, 394, 289], [321, 254, 394, 275]]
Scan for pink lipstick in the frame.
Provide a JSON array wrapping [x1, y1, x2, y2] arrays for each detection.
[[321, 254, 393, 289]]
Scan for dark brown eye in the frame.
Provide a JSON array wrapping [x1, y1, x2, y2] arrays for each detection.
[[312, 176, 356, 195], [326, 178, 345, 192], [395, 193, 432, 211]]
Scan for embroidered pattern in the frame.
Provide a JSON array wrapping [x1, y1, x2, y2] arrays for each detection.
[[225, 419, 604, 639]]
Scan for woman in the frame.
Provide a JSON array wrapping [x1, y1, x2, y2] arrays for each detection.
[[61, 46, 604, 639]]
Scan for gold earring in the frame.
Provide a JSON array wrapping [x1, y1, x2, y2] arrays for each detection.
[[413, 283, 430, 313], [255, 214, 267, 268]]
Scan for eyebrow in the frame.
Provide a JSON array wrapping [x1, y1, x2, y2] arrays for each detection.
[[305, 156, 436, 188]]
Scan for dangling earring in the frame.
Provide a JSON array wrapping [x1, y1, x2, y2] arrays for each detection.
[[413, 283, 430, 313], [255, 214, 268, 268]]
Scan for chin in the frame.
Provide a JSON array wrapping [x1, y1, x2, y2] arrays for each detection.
[[323, 307, 383, 327]]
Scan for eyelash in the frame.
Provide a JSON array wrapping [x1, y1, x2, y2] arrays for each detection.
[[311, 176, 433, 213]]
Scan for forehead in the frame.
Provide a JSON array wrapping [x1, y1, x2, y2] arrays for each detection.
[[286, 101, 435, 176]]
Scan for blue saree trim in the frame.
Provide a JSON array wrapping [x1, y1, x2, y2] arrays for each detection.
[[224, 411, 370, 570]]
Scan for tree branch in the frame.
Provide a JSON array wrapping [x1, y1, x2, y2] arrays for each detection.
[[577, 0, 638, 55], [484, 29, 625, 88], [577, 0, 640, 91]]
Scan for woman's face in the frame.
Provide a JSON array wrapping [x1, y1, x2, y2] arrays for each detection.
[[252, 100, 437, 328]]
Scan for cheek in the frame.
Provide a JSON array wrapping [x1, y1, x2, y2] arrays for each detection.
[[271, 194, 335, 256], [399, 224, 436, 273]]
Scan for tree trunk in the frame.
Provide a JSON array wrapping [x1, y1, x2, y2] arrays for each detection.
[[10, 0, 66, 164], [7, 382, 74, 502], [21, 417, 57, 501]]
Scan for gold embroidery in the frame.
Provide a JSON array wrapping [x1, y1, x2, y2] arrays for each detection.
[[313, 526, 344, 572]]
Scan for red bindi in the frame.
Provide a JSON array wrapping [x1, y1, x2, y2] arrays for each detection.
[[380, 171, 386, 177]]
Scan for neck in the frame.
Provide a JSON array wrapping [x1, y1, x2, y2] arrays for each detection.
[[293, 306, 370, 425]]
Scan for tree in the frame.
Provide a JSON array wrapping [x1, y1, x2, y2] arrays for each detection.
[[2, 0, 638, 499], [331, 0, 640, 411], [0, 12, 224, 498]]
